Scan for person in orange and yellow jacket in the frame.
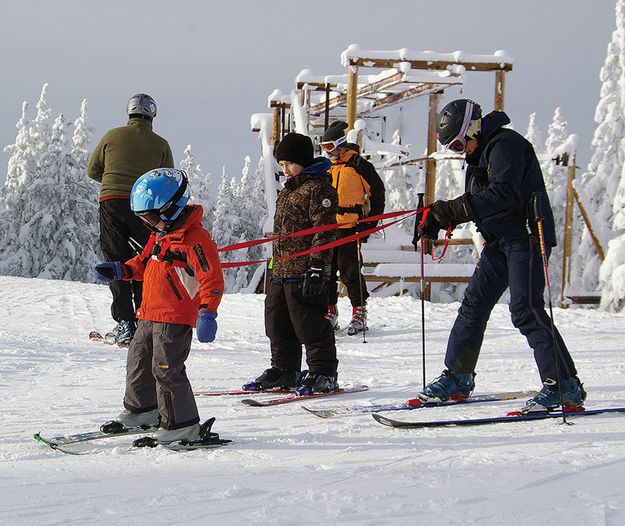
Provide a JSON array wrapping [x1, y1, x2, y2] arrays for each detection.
[[321, 121, 386, 336], [94, 168, 225, 447]]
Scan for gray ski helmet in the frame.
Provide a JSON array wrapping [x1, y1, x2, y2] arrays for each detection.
[[127, 93, 157, 118], [436, 99, 482, 148]]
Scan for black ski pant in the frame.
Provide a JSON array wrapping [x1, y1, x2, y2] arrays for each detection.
[[328, 228, 369, 308], [124, 320, 200, 430], [99, 199, 151, 323], [265, 279, 338, 377], [445, 238, 578, 383]]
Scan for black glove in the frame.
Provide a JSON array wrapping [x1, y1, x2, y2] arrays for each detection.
[[430, 194, 476, 228], [412, 208, 443, 244], [357, 219, 377, 243], [302, 265, 325, 297]]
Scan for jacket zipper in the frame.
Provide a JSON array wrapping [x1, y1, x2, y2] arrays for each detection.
[[165, 272, 183, 301]]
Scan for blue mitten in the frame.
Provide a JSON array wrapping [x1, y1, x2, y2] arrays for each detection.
[[94, 261, 125, 284], [196, 310, 218, 343]]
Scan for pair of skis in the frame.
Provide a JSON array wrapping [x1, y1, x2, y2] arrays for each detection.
[[34, 417, 231, 455], [194, 385, 370, 407]]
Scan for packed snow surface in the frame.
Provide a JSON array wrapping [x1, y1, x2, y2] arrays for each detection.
[[1, 276, 625, 525]]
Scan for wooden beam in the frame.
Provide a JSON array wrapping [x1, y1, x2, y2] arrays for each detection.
[[560, 157, 575, 308], [272, 107, 280, 149], [365, 275, 472, 284], [347, 57, 512, 72], [372, 84, 448, 112], [573, 187, 605, 261], [425, 92, 440, 206], [346, 65, 358, 130]]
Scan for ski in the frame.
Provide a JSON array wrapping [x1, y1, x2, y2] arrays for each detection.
[[89, 330, 121, 347], [193, 388, 292, 397], [241, 385, 369, 407], [371, 406, 625, 429], [302, 389, 538, 419], [33, 424, 157, 454]]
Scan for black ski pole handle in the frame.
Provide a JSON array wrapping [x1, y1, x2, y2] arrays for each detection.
[[530, 192, 544, 222], [417, 192, 425, 210]]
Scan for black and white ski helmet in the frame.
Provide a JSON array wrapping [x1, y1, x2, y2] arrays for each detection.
[[436, 99, 482, 147], [127, 93, 157, 119]]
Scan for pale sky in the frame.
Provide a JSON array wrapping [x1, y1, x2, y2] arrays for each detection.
[[0, 0, 616, 184]]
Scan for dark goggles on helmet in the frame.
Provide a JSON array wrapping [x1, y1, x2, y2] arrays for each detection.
[[442, 101, 475, 153], [137, 211, 163, 228], [321, 134, 347, 152]]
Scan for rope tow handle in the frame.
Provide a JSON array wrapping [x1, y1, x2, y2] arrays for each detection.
[[220, 210, 421, 269], [217, 208, 421, 254]]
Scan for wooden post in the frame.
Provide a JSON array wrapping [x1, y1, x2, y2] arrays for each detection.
[[346, 64, 358, 131], [272, 107, 280, 149], [494, 71, 506, 110], [560, 155, 576, 308], [422, 92, 440, 301]]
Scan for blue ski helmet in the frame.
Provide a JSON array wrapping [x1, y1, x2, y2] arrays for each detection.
[[131, 168, 190, 227]]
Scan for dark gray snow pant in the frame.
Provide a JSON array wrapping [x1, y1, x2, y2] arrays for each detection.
[[124, 320, 200, 430]]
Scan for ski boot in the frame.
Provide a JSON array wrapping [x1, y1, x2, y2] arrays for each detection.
[[347, 305, 367, 336], [417, 369, 475, 403], [325, 304, 340, 331], [101, 408, 159, 434], [522, 376, 587, 413], [295, 370, 338, 396], [115, 320, 136, 347], [133, 417, 231, 449], [242, 367, 298, 391]]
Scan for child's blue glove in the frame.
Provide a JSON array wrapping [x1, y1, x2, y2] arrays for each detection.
[[94, 261, 125, 284], [196, 310, 218, 343]]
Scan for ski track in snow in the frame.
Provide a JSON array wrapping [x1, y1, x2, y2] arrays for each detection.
[[1, 276, 625, 525]]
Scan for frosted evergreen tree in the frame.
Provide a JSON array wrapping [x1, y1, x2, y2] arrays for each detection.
[[180, 144, 215, 229], [211, 170, 243, 291], [58, 99, 100, 281], [0, 90, 97, 281], [542, 108, 568, 299], [0, 102, 35, 246], [577, 0, 625, 295], [383, 130, 413, 235], [524, 112, 543, 152], [236, 156, 266, 282]]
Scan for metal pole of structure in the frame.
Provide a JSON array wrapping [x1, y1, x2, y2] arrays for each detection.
[[560, 153, 576, 308], [324, 84, 331, 132], [494, 71, 506, 111], [346, 64, 358, 131]]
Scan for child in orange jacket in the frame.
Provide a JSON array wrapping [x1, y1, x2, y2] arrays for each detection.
[[95, 168, 224, 446]]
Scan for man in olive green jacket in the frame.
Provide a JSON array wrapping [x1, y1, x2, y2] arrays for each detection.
[[87, 93, 174, 345]]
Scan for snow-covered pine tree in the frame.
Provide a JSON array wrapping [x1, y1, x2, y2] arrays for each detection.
[[236, 156, 267, 285], [180, 144, 215, 229], [542, 108, 569, 299], [0, 89, 97, 281], [55, 99, 100, 281], [211, 169, 243, 291], [524, 112, 543, 151], [577, 0, 625, 295], [0, 102, 35, 248], [383, 130, 414, 235]]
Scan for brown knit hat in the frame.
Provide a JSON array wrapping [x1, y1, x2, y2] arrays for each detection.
[[275, 133, 314, 167]]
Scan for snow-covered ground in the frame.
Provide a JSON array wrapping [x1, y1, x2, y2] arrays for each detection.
[[1, 275, 625, 525]]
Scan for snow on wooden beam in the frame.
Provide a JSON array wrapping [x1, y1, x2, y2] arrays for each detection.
[[341, 45, 514, 72]]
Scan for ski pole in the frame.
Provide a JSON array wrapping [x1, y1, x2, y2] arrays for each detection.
[[417, 193, 426, 389], [356, 237, 367, 344], [531, 192, 570, 425]]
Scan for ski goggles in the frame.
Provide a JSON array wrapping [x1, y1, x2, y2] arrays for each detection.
[[321, 134, 347, 152], [442, 101, 475, 153], [136, 211, 163, 227]]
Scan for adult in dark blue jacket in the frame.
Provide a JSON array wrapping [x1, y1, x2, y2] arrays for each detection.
[[414, 99, 585, 413]]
